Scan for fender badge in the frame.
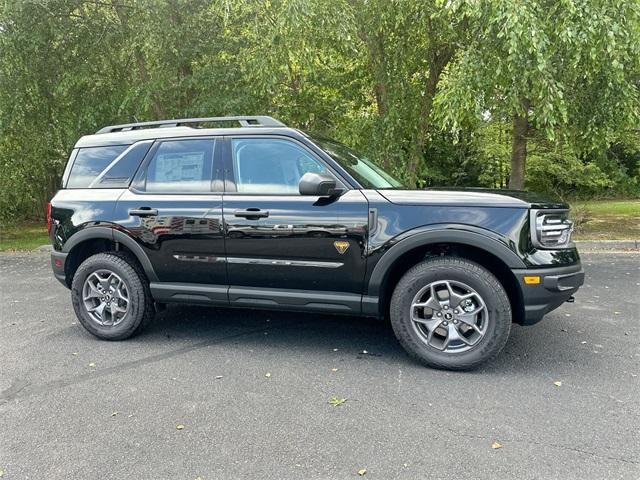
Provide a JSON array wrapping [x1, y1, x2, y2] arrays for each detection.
[[334, 240, 350, 254]]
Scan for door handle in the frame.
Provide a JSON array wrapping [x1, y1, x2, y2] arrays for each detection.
[[129, 207, 158, 217], [234, 208, 269, 219]]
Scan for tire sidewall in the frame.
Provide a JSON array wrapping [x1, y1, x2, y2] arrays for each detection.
[[71, 253, 147, 340], [390, 258, 511, 370]]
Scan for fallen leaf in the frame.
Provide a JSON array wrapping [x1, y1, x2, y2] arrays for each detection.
[[331, 368, 338, 372], [111, 411, 119, 417], [328, 396, 347, 407], [215, 375, 223, 380], [71, 352, 78, 356], [265, 372, 271, 378], [581, 341, 587, 344], [358, 468, 367, 476], [554, 381, 562, 387], [88, 362, 96, 368], [491, 441, 502, 449], [176, 424, 185, 430]]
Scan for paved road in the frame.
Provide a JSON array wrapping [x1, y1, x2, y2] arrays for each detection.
[[0, 252, 638, 480]]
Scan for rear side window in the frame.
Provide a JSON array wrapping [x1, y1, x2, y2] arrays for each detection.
[[143, 139, 216, 193], [67, 145, 127, 188], [92, 142, 152, 188]]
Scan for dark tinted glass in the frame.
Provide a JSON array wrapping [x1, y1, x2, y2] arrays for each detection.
[[97, 142, 152, 187], [67, 145, 128, 188], [145, 139, 215, 192]]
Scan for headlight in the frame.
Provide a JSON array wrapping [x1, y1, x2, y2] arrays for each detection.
[[530, 209, 574, 248]]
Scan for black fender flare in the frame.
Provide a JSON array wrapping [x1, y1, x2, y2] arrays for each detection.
[[366, 225, 526, 298], [62, 226, 159, 282]]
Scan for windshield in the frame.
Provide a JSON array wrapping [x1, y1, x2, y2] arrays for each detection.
[[311, 136, 406, 189]]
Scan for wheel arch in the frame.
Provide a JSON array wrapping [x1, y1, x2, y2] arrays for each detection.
[[62, 227, 158, 286], [367, 228, 526, 324]]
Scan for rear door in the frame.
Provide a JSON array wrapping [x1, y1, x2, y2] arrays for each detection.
[[221, 136, 369, 313], [114, 137, 226, 294]]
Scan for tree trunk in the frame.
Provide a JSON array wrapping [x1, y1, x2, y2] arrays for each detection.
[[508, 99, 530, 190], [406, 46, 453, 182]]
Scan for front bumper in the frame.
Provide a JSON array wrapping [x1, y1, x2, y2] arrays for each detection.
[[512, 263, 585, 325], [51, 250, 69, 287]]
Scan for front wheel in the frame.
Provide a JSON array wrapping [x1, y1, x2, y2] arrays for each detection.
[[390, 257, 511, 370], [71, 252, 154, 340]]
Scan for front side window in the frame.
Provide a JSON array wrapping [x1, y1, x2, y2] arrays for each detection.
[[144, 139, 216, 193], [232, 138, 327, 194], [67, 145, 128, 188]]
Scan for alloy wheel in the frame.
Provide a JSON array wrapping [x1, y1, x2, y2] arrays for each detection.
[[410, 280, 488, 353], [82, 269, 130, 327]]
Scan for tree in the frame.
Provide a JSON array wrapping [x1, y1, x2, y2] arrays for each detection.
[[435, 0, 640, 190]]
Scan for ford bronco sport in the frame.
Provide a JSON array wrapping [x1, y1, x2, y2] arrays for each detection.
[[49, 116, 584, 370]]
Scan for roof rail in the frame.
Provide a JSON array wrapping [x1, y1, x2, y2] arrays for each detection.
[[96, 116, 286, 134]]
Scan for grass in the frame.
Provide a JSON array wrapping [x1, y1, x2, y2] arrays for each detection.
[[0, 222, 50, 251], [571, 199, 640, 240], [0, 199, 637, 250]]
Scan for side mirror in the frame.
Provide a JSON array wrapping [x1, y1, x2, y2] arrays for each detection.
[[299, 172, 342, 196]]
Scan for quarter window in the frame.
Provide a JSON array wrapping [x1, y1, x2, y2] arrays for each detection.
[[144, 139, 216, 193], [67, 145, 128, 188], [94, 142, 152, 187], [232, 138, 327, 194]]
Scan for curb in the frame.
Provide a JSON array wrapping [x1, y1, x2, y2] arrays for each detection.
[[574, 240, 639, 251]]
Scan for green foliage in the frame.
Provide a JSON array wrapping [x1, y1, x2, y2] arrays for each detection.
[[0, 0, 638, 225]]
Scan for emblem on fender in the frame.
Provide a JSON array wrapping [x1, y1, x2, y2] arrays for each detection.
[[333, 240, 350, 254]]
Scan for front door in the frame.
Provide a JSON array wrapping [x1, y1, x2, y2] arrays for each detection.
[[222, 136, 369, 312], [114, 137, 226, 291]]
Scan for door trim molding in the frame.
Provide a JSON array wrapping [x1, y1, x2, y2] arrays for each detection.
[[227, 257, 343, 268]]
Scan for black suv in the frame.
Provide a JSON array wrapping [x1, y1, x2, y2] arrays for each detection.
[[49, 116, 584, 370]]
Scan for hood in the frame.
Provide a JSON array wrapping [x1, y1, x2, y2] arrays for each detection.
[[377, 187, 568, 209]]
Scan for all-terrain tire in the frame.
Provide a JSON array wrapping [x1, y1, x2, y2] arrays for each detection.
[[390, 256, 511, 370], [71, 251, 155, 340]]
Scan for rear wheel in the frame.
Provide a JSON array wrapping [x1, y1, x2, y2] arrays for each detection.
[[71, 252, 154, 340], [390, 257, 511, 370]]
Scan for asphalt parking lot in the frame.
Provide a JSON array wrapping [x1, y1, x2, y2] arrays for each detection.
[[0, 251, 638, 480]]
